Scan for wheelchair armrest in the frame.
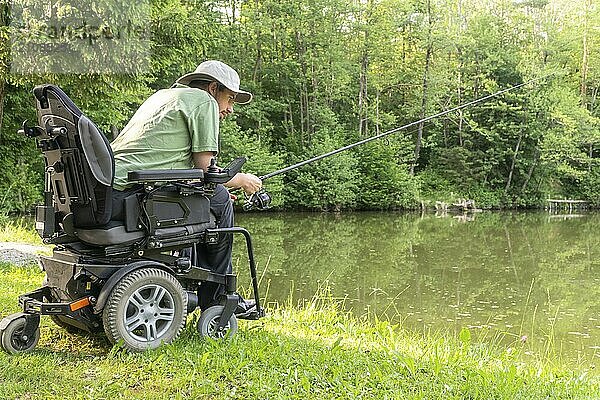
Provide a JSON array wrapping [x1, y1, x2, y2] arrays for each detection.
[[204, 157, 246, 184], [128, 169, 204, 183]]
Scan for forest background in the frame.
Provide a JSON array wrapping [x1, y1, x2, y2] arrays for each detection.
[[0, 0, 598, 212]]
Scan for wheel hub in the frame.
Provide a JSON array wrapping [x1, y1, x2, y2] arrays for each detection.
[[124, 284, 176, 342], [208, 318, 230, 338]]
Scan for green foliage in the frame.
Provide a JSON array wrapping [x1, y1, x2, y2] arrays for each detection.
[[0, 85, 43, 213], [355, 141, 420, 209], [580, 166, 600, 207], [1, 0, 600, 211], [284, 130, 359, 211], [466, 186, 506, 209]]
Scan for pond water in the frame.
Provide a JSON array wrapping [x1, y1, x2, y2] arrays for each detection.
[[234, 211, 600, 364]]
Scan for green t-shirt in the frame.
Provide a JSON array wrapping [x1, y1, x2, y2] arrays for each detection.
[[111, 84, 219, 190]]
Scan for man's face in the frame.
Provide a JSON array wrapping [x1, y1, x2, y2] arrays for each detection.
[[213, 85, 236, 120]]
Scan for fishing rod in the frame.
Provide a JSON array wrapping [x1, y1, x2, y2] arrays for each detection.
[[244, 75, 551, 210]]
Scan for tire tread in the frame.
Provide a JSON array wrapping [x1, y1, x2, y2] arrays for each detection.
[[102, 268, 187, 351]]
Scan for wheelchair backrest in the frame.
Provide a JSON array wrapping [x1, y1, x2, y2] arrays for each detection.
[[32, 84, 114, 229]]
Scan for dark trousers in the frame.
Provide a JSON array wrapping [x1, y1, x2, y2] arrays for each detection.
[[180, 184, 234, 309], [112, 184, 234, 309]]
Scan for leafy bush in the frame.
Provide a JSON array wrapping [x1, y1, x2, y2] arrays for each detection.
[[355, 142, 420, 210], [283, 130, 359, 211], [579, 166, 600, 207], [0, 85, 43, 213]]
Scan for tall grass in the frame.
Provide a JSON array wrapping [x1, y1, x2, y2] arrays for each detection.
[[0, 216, 42, 245]]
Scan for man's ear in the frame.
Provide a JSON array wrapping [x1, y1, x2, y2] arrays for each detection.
[[208, 81, 218, 96]]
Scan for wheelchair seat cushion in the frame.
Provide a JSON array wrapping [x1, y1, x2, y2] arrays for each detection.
[[76, 221, 145, 246], [76, 220, 216, 247]]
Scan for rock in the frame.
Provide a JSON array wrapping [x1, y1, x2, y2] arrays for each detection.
[[0, 242, 49, 266]]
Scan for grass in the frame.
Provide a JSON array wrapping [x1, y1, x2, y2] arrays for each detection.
[[0, 261, 599, 399], [0, 216, 43, 245]]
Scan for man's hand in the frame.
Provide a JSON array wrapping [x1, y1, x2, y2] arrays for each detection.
[[225, 172, 262, 195], [234, 173, 262, 195]]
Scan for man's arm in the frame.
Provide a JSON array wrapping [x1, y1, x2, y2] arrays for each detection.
[[192, 151, 216, 171], [192, 151, 262, 194]]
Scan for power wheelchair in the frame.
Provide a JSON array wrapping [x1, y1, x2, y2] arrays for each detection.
[[0, 84, 263, 353]]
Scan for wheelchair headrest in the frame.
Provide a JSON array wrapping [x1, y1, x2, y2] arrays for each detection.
[[34, 84, 84, 117]]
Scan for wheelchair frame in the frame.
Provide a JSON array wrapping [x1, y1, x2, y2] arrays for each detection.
[[0, 84, 263, 353]]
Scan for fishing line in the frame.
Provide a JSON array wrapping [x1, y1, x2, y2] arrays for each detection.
[[244, 74, 554, 210], [277, 125, 426, 185], [260, 74, 552, 182]]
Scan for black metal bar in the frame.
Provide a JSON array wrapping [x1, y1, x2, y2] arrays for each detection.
[[207, 227, 263, 317], [18, 288, 82, 317], [260, 76, 551, 181], [21, 314, 40, 341], [216, 293, 239, 331], [177, 266, 227, 285]]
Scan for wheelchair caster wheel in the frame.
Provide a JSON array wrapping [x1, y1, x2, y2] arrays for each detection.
[[0, 313, 40, 354], [197, 305, 238, 339], [103, 268, 187, 352]]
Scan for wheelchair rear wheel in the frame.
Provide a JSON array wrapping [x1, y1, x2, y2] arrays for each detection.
[[103, 268, 187, 352]]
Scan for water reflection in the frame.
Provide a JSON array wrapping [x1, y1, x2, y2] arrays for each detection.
[[234, 211, 600, 363]]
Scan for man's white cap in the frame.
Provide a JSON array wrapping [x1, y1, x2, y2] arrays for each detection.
[[176, 60, 253, 104]]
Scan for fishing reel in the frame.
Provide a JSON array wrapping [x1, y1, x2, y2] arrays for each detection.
[[243, 189, 272, 211]]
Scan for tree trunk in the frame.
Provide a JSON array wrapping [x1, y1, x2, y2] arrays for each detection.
[[456, 0, 466, 147], [298, 89, 305, 147], [0, 1, 9, 136], [295, 30, 308, 147], [521, 147, 539, 193], [0, 78, 4, 136], [580, 0, 590, 107], [310, 58, 317, 138], [442, 95, 452, 147], [251, 0, 262, 83], [358, 49, 368, 137], [505, 132, 523, 194], [303, 88, 310, 145], [358, 0, 372, 138], [591, 86, 598, 110], [286, 100, 295, 138], [442, 117, 448, 147], [375, 89, 380, 135], [589, 142, 593, 173], [253, 38, 262, 83], [410, 0, 432, 176], [457, 63, 464, 147]]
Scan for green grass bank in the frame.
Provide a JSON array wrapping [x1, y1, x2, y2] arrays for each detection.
[[0, 260, 598, 400]]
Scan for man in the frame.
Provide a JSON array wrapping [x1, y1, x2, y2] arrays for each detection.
[[111, 60, 262, 315]]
